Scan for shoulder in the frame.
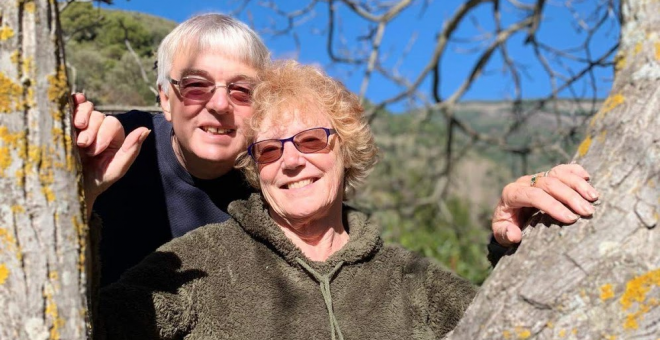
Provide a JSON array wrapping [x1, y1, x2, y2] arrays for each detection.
[[379, 244, 477, 308], [154, 219, 248, 268], [117, 219, 246, 286], [395, 245, 475, 292], [379, 245, 476, 335]]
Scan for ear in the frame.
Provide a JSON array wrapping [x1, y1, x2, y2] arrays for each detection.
[[158, 84, 172, 121]]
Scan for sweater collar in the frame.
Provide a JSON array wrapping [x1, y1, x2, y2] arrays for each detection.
[[228, 193, 383, 271]]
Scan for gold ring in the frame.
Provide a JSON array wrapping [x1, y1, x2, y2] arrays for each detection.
[[530, 174, 538, 187]]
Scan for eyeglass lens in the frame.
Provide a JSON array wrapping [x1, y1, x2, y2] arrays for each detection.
[[251, 128, 331, 164], [177, 77, 252, 104]]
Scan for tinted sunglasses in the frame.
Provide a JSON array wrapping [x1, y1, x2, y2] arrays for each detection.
[[248, 127, 337, 164], [168, 76, 253, 105]]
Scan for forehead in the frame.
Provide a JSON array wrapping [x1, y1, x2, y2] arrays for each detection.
[[171, 49, 257, 80], [257, 109, 331, 139]]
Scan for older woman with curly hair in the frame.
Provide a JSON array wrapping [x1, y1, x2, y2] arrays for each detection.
[[97, 60, 477, 339]]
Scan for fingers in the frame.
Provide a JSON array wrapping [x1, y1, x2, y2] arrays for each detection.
[[545, 164, 599, 201], [72, 92, 87, 104], [491, 199, 525, 246], [111, 127, 151, 178], [77, 109, 106, 147], [492, 223, 523, 247], [72, 93, 92, 129], [543, 177, 595, 216], [85, 116, 124, 156], [549, 163, 590, 180], [502, 183, 582, 223], [492, 162, 599, 247]]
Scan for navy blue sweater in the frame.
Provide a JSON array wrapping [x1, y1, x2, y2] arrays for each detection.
[[93, 111, 254, 287]]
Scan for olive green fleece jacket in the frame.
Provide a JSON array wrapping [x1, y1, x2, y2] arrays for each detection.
[[97, 194, 477, 340]]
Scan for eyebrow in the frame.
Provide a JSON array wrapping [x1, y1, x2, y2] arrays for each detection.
[[179, 68, 256, 83]]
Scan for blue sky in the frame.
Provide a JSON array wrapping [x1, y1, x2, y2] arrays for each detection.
[[101, 0, 619, 112]]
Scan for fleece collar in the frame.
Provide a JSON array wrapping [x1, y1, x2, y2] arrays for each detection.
[[227, 193, 383, 272]]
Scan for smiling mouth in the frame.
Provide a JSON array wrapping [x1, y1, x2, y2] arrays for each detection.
[[284, 178, 316, 189], [202, 126, 234, 135]]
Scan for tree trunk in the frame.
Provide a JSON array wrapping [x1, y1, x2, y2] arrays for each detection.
[[446, 0, 660, 339], [0, 1, 89, 339]]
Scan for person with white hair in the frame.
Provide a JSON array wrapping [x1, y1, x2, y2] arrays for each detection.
[[75, 13, 269, 286]]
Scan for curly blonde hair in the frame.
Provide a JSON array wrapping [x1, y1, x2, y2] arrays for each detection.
[[236, 60, 379, 199]]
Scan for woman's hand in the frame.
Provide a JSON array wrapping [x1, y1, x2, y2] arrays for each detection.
[[491, 163, 599, 247], [72, 93, 150, 217]]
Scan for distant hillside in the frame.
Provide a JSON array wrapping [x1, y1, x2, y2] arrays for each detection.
[[61, 2, 176, 106]]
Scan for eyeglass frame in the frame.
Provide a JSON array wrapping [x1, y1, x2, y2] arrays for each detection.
[[247, 127, 338, 164], [167, 76, 254, 105]]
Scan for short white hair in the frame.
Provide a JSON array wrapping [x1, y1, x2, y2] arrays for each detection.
[[157, 13, 270, 94]]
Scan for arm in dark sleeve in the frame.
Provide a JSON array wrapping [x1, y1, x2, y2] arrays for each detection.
[[427, 264, 477, 336], [402, 254, 477, 338], [94, 231, 208, 340]]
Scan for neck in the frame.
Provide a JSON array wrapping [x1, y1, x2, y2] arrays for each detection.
[[171, 134, 233, 179], [277, 216, 349, 262]]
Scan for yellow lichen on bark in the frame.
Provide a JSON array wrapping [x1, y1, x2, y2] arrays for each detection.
[[620, 269, 660, 330], [22, 57, 36, 109], [601, 94, 625, 114], [52, 127, 63, 147], [514, 327, 531, 339], [577, 135, 592, 157], [0, 26, 15, 41], [15, 169, 25, 188], [44, 279, 67, 340], [634, 42, 643, 55], [0, 146, 11, 176], [26, 144, 58, 202], [590, 93, 625, 128], [0, 263, 9, 285], [23, 57, 34, 77], [24, 1, 36, 13], [47, 65, 69, 121], [0, 228, 22, 262], [72, 216, 88, 272], [65, 134, 77, 171], [0, 126, 24, 146], [601, 283, 615, 301], [10, 51, 20, 65], [501, 327, 531, 339], [0, 72, 23, 113], [655, 42, 660, 62], [0, 127, 26, 177], [614, 54, 626, 72]]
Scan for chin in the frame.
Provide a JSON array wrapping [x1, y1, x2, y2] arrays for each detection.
[[283, 203, 329, 221], [195, 147, 241, 163]]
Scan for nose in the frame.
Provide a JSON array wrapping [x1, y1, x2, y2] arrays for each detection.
[[280, 141, 305, 169], [205, 86, 231, 114]]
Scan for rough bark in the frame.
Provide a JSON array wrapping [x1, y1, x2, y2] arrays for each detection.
[[446, 0, 660, 339], [0, 1, 89, 339]]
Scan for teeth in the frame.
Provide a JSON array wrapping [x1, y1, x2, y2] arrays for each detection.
[[287, 179, 314, 189], [203, 127, 232, 135]]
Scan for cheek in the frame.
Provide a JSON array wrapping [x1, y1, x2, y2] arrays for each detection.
[[258, 164, 277, 187]]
